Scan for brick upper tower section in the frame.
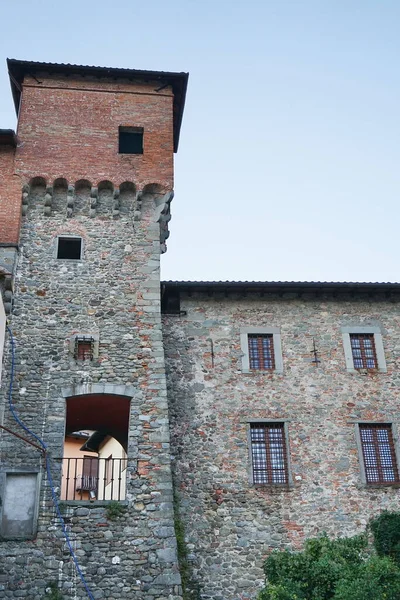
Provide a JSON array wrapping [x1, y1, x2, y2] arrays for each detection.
[[0, 59, 188, 244]]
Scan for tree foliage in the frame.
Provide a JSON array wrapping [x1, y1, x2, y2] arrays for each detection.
[[258, 512, 400, 600]]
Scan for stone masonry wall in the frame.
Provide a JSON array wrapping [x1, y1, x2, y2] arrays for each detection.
[[163, 293, 400, 600], [0, 177, 181, 599]]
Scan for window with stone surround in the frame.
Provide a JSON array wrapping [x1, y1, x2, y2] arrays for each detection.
[[357, 424, 399, 485], [74, 336, 94, 361], [240, 327, 283, 373], [341, 326, 387, 373], [248, 422, 290, 485]]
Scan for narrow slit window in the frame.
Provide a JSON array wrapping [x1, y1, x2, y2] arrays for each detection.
[[57, 237, 82, 260], [248, 334, 275, 370], [359, 424, 399, 485], [250, 423, 288, 485], [350, 334, 378, 369], [119, 127, 144, 154]]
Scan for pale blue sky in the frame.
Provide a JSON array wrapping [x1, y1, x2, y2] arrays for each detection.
[[1, 0, 399, 282]]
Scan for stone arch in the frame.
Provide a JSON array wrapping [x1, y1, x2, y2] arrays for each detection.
[[62, 387, 132, 501], [97, 180, 114, 215], [74, 179, 92, 215], [119, 181, 136, 214], [142, 183, 165, 195], [52, 178, 68, 213], [61, 383, 136, 399], [29, 176, 47, 188]]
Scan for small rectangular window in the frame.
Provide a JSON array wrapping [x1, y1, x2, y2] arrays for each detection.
[[250, 423, 288, 485], [359, 424, 399, 485], [119, 127, 144, 154], [341, 326, 387, 373], [240, 327, 283, 373], [350, 334, 377, 369], [57, 237, 82, 260], [248, 334, 275, 370], [74, 336, 94, 361]]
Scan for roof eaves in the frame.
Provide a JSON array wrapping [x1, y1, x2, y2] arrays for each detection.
[[7, 58, 189, 152]]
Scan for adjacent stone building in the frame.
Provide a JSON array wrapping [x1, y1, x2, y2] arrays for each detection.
[[162, 281, 400, 598], [1, 59, 400, 600]]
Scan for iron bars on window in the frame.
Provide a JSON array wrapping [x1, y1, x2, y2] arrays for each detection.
[[248, 334, 275, 370], [350, 334, 378, 369], [359, 424, 399, 485], [250, 423, 288, 485]]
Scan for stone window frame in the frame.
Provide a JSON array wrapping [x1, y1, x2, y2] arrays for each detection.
[[354, 422, 400, 487], [247, 419, 293, 487], [0, 467, 41, 540], [69, 333, 99, 360], [55, 235, 84, 261], [240, 326, 283, 373], [341, 325, 387, 373]]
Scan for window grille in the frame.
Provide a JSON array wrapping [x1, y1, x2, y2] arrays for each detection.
[[359, 424, 399, 485], [248, 334, 275, 370], [74, 336, 94, 361], [350, 334, 377, 369], [250, 423, 288, 484]]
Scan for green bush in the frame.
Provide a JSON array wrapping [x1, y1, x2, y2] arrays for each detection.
[[258, 512, 400, 600], [370, 511, 400, 565]]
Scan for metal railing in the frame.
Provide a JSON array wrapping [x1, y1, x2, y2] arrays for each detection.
[[59, 457, 127, 501]]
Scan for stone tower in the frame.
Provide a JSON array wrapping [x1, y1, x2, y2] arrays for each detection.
[[0, 59, 188, 600]]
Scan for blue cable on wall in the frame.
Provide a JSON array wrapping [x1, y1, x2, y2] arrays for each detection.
[[6, 325, 95, 600]]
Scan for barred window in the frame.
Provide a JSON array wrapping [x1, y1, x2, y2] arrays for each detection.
[[250, 423, 288, 485], [248, 334, 275, 370], [74, 336, 94, 361], [350, 334, 378, 369], [359, 424, 399, 485]]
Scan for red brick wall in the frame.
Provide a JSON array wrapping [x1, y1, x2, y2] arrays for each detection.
[[0, 146, 21, 244], [0, 73, 175, 245], [15, 75, 174, 189]]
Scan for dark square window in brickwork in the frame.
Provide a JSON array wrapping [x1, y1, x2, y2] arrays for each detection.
[[359, 424, 399, 485], [250, 423, 288, 485], [119, 127, 144, 154], [248, 334, 275, 370], [350, 334, 377, 369]]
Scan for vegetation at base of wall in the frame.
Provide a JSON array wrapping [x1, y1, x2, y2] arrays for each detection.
[[43, 582, 63, 600], [173, 487, 201, 600], [258, 512, 400, 600], [370, 511, 400, 565], [105, 500, 126, 521]]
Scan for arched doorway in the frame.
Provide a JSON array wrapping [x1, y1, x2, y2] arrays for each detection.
[[61, 394, 131, 501]]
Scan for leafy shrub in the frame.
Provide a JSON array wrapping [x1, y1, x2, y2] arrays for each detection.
[[370, 511, 400, 565], [258, 513, 400, 600]]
